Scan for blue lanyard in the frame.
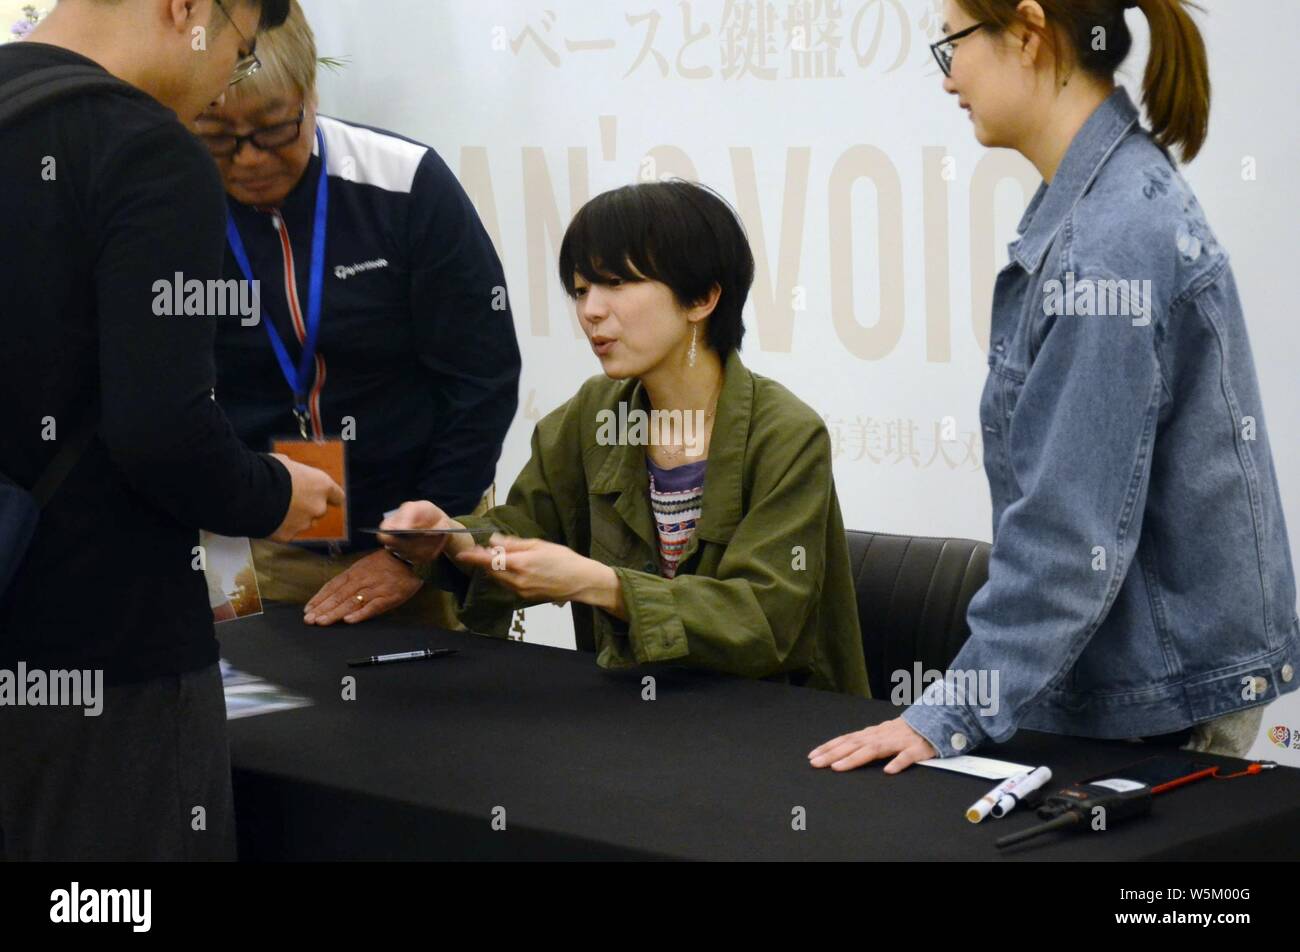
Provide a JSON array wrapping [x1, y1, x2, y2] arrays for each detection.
[[224, 126, 330, 432]]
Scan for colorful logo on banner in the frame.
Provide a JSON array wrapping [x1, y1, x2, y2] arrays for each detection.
[[1267, 724, 1297, 750]]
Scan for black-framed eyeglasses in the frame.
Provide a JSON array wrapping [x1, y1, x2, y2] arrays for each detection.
[[196, 104, 307, 158], [213, 0, 261, 86], [930, 23, 986, 77]]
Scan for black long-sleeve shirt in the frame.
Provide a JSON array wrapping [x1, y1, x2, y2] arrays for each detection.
[[0, 44, 291, 684], [215, 115, 520, 550]]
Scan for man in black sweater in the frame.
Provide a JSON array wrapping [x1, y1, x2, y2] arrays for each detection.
[[0, 0, 342, 860]]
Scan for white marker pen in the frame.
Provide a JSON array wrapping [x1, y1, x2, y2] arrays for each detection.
[[967, 771, 1032, 823], [990, 765, 1053, 818]]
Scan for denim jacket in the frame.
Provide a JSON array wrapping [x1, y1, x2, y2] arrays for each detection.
[[903, 88, 1299, 758]]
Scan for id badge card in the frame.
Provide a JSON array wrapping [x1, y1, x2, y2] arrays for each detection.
[[271, 437, 349, 542]]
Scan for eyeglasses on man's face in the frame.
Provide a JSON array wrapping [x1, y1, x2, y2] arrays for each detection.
[[930, 22, 986, 78], [213, 0, 261, 86], [196, 104, 307, 158]]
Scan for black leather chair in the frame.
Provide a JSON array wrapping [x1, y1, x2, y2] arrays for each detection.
[[845, 530, 991, 700]]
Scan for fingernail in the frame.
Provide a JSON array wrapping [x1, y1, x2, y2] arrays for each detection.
[[304, 614, 316, 623]]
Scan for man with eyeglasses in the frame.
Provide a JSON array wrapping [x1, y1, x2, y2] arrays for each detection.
[[192, 1, 520, 630], [0, 0, 347, 861], [212, 0, 265, 85]]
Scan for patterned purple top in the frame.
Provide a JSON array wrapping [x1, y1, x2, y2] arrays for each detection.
[[646, 457, 707, 579]]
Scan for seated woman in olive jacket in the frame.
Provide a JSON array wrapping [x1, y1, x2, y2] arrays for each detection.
[[378, 180, 869, 696]]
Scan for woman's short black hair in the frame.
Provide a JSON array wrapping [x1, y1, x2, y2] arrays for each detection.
[[558, 180, 754, 360]]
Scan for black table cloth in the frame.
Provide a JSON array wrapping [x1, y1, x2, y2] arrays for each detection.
[[223, 604, 1300, 860]]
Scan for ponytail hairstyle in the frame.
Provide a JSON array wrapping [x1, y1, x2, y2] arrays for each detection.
[[953, 0, 1211, 161]]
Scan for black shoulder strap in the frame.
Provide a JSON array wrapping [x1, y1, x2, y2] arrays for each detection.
[[0, 63, 137, 128], [1, 64, 131, 506], [30, 424, 100, 507]]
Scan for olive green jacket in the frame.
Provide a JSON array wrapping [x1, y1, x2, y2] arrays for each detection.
[[424, 350, 870, 697]]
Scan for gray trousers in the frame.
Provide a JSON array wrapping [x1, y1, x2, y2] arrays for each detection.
[[1133, 706, 1266, 759], [0, 662, 235, 861], [1181, 706, 1266, 758]]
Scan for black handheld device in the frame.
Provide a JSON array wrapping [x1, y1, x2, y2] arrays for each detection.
[[995, 780, 1153, 849]]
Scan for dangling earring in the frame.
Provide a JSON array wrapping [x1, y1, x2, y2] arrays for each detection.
[[688, 324, 698, 368]]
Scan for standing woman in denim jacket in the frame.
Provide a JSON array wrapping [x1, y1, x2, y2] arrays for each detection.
[[811, 0, 1299, 773]]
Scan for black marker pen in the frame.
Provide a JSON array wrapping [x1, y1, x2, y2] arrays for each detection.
[[347, 648, 458, 668]]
